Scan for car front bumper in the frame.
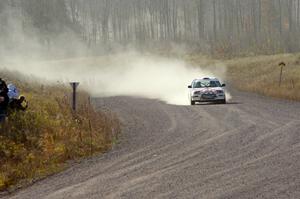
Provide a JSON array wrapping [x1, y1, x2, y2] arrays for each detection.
[[192, 94, 225, 102]]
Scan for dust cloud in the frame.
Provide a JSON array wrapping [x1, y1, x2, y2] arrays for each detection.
[[0, 8, 230, 105], [1, 52, 230, 105]]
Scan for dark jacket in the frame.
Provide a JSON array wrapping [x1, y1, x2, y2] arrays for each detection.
[[0, 91, 9, 114], [0, 79, 9, 114]]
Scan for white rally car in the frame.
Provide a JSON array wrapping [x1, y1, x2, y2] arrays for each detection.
[[188, 77, 226, 105]]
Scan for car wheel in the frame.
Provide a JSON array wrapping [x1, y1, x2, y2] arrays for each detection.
[[191, 101, 196, 105]]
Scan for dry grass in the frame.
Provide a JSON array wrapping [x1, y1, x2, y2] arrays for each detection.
[[225, 53, 300, 101], [186, 53, 300, 101], [0, 70, 121, 191]]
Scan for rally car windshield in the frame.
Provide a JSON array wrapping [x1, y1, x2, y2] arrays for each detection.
[[193, 80, 221, 88]]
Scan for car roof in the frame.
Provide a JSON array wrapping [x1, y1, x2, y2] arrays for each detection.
[[194, 77, 219, 81]]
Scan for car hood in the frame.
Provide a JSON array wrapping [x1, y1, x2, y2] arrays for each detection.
[[191, 87, 224, 93]]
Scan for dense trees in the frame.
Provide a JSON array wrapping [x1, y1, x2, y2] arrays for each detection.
[[1, 0, 300, 57]]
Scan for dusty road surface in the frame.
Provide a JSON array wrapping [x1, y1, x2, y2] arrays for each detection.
[[2, 91, 300, 199]]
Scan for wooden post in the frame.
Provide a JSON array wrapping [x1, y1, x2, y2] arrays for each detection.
[[70, 82, 80, 112], [278, 62, 286, 87], [88, 96, 93, 155], [279, 66, 283, 87]]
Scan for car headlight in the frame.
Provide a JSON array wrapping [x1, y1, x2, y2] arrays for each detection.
[[216, 90, 224, 94], [193, 91, 201, 95]]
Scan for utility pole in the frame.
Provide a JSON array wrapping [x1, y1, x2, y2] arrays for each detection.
[[70, 82, 80, 112]]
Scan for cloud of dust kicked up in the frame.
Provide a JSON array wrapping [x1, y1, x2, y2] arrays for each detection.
[[0, 6, 230, 105], [1, 52, 230, 105]]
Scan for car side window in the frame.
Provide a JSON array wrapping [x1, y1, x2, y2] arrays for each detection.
[[192, 81, 197, 88], [193, 82, 199, 88], [210, 81, 217, 87], [209, 81, 221, 87]]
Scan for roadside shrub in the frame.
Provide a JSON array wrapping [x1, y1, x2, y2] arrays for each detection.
[[0, 73, 121, 191]]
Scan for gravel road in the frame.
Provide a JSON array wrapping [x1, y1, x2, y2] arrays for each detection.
[[2, 91, 300, 199]]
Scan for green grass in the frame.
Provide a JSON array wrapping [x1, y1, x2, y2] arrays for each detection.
[[0, 70, 121, 191]]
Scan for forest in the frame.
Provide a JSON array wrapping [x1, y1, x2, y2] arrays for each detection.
[[1, 0, 300, 57]]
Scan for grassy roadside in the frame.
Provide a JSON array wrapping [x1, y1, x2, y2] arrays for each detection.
[[0, 70, 121, 191], [186, 53, 300, 101], [226, 54, 300, 101]]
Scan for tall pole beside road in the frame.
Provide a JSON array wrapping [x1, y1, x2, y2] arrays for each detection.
[[70, 82, 80, 112], [278, 62, 286, 87]]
